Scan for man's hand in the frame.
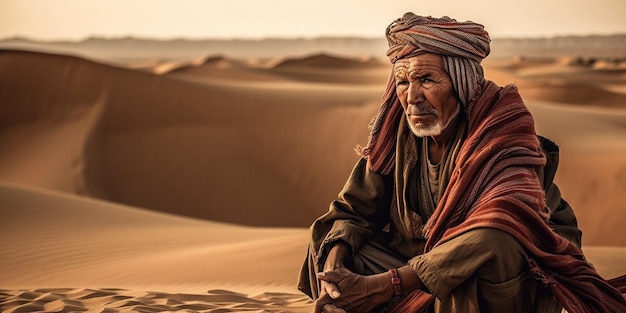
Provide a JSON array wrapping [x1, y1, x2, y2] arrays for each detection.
[[314, 242, 350, 312], [315, 270, 393, 313]]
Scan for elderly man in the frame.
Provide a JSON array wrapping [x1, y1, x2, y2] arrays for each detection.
[[298, 12, 626, 313]]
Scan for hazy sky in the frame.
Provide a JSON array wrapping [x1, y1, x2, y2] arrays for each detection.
[[2, 0, 625, 40]]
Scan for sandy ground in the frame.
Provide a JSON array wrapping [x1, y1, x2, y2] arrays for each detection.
[[0, 45, 625, 311]]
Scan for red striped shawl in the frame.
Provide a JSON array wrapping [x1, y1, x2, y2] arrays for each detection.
[[388, 81, 626, 313]]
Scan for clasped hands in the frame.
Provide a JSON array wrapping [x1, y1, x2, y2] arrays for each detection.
[[314, 242, 394, 313]]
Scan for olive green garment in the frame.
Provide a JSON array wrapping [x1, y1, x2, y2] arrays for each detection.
[[297, 134, 581, 300]]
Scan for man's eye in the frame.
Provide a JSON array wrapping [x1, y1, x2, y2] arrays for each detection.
[[421, 78, 436, 88], [396, 80, 409, 86]]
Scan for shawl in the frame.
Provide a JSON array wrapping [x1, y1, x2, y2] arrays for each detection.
[[388, 81, 626, 313]]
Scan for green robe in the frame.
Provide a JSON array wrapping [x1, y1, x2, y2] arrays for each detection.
[[298, 132, 581, 298]]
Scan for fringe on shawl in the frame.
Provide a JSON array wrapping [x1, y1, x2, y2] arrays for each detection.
[[354, 71, 401, 175]]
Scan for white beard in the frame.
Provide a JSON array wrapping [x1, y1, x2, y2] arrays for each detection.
[[408, 103, 461, 137]]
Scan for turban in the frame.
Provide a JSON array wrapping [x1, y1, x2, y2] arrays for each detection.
[[385, 13, 490, 64], [357, 13, 491, 174]]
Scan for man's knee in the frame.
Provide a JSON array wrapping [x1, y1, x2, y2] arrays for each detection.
[[353, 239, 407, 275], [470, 228, 527, 283]]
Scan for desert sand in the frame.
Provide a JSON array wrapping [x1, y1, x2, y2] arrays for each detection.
[[1, 38, 625, 312]]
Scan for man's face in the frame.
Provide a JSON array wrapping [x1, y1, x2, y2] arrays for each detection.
[[393, 53, 459, 137]]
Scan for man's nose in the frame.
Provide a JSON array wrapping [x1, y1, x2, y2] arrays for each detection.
[[407, 82, 424, 105]]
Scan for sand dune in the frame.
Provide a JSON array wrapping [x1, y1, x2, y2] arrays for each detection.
[[168, 55, 391, 86], [0, 182, 313, 312], [273, 53, 384, 69], [2, 49, 625, 242], [0, 182, 624, 312], [269, 54, 390, 85], [164, 55, 288, 81], [1, 46, 625, 311], [0, 49, 382, 228], [0, 288, 313, 313], [0, 182, 308, 292], [485, 57, 626, 107]]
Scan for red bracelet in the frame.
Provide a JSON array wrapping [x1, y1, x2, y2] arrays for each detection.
[[389, 268, 402, 299]]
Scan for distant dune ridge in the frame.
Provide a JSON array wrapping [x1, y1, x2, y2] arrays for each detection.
[[1, 35, 626, 311], [2, 34, 626, 61]]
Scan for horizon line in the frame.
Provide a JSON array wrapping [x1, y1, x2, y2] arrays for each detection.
[[2, 32, 626, 43]]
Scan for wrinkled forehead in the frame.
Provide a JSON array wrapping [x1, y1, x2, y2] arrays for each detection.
[[392, 53, 446, 75]]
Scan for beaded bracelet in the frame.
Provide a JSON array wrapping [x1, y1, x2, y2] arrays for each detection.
[[389, 268, 402, 300]]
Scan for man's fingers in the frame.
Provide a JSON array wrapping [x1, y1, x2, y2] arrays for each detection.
[[313, 294, 345, 313], [317, 271, 343, 283], [328, 288, 341, 299], [317, 303, 346, 313], [322, 304, 346, 313], [321, 280, 341, 299], [318, 272, 343, 299]]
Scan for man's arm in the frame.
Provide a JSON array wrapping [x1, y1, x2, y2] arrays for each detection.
[[309, 157, 394, 266], [299, 157, 394, 299], [545, 183, 582, 247]]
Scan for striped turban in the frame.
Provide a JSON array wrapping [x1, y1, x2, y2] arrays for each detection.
[[358, 13, 491, 174]]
